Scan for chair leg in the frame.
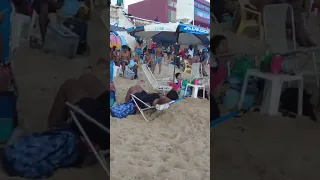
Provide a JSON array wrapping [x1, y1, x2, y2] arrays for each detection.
[[259, 25, 264, 41], [236, 22, 246, 36], [70, 111, 110, 175]]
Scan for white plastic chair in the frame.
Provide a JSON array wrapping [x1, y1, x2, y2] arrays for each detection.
[[238, 69, 304, 116], [263, 4, 320, 88], [191, 63, 209, 84], [141, 64, 172, 92], [11, 3, 31, 54]]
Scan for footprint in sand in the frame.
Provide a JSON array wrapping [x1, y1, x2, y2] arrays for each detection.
[[125, 144, 140, 152], [160, 132, 178, 139], [168, 157, 190, 170], [178, 135, 188, 143], [159, 154, 171, 162]]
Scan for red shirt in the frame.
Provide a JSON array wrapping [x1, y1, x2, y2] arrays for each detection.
[[179, 50, 185, 59], [151, 42, 157, 49]]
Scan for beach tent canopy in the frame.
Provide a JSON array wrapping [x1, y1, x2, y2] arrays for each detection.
[[127, 23, 210, 45]]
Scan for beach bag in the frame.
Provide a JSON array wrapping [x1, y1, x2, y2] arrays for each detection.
[[124, 68, 135, 80], [111, 101, 136, 118], [2, 130, 79, 179], [63, 19, 88, 54]]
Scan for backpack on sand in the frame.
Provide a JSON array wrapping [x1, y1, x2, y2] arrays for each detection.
[[2, 130, 79, 179], [111, 101, 136, 118]]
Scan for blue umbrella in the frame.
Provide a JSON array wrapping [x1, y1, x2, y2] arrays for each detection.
[[127, 23, 209, 45]]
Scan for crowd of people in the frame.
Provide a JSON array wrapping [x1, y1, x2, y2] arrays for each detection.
[[109, 40, 210, 79]]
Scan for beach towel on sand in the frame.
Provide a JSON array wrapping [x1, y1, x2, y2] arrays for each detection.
[[2, 130, 79, 179]]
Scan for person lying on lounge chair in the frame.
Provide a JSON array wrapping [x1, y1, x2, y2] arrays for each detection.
[[124, 85, 179, 109], [47, 72, 109, 150]]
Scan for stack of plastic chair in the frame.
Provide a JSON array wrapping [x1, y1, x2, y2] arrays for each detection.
[[236, 0, 264, 40]]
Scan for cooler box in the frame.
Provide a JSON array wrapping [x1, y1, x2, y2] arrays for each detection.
[[43, 24, 80, 58], [0, 92, 17, 143]]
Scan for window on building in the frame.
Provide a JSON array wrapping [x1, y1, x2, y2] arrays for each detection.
[[168, 0, 176, 7], [194, 8, 210, 20], [168, 9, 176, 22], [194, 2, 209, 12]]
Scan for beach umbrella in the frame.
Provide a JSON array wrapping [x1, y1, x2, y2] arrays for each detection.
[[127, 23, 210, 45]]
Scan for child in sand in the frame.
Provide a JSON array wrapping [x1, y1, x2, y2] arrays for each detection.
[[210, 35, 232, 99]]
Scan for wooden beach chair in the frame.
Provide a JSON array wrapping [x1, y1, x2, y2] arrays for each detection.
[[141, 64, 172, 92], [131, 94, 183, 122], [65, 102, 110, 176]]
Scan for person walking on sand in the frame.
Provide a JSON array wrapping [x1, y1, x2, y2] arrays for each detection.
[[154, 44, 164, 74], [145, 49, 154, 70]]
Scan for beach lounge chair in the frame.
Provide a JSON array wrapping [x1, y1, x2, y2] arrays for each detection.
[[65, 102, 110, 176], [131, 94, 183, 122], [141, 64, 172, 92]]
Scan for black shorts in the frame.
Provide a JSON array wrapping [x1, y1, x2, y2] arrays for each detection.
[[72, 91, 110, 150], [133, 91, 160, 108]]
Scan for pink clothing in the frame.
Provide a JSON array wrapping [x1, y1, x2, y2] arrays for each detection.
[[169, 80, 181, 91], [211, 64, 228, 93]]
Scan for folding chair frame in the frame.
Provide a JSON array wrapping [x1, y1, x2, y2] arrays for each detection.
[[141, 64, 172, 93], [131, 94, 154, 122], [66, 102, 110, 176]]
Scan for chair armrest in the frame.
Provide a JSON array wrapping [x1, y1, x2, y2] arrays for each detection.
[[244, 7, 261, 16]]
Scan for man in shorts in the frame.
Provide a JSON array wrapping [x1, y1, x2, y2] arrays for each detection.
[[154, 44, 164, 74]]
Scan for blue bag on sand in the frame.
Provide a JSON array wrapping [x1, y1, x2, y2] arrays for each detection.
[[111, 101, 136, 118], [2, 130, 79, 179]]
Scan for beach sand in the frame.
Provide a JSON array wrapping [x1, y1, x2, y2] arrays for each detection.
[[211, 16, 320, 179], [110, 65, 210, 179], [0, 8, 109, 179]]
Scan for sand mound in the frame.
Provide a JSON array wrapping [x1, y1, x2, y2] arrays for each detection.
[[110, 65, 210, 179]]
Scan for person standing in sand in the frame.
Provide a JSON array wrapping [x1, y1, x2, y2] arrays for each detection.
[[145, 49, 154, 70], [154, 44, 164, 74], [120, 45, 131, 73]]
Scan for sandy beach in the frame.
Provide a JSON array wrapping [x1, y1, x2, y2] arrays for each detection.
[[110, 65, 210, 179], [0, 9, 108, 179], [211, 15, 320, 179]]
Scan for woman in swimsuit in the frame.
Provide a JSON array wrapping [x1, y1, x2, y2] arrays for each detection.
[[124, 85, 179, 108]]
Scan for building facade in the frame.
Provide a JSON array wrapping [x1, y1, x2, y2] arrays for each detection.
[[128, 0, 210, 28]]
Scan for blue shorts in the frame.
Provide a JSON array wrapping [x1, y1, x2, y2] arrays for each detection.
[[136, 48, 142, 56], [155, 57, 163, 63]]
